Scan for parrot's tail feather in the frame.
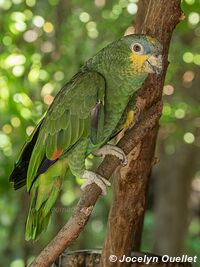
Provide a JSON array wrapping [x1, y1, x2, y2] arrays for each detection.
[[9, 119, 44, 190], [25, 159, 67, 240], [25, 204, 51, 241], [28, 158, 58, 192]]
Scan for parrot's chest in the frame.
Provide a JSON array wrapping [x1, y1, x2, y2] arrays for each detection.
[[102, 75, 145, 138], [103, 88, 133, 137]]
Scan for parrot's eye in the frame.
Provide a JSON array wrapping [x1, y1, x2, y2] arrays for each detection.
[[131, 43, 144, 54]]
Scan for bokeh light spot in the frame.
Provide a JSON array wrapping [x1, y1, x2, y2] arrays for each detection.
[[0, 0, 12, 10], [6, 54, 26, 67], [183, 132, 195, 144], [41, 83, 54, 97], [91, 219, 103, 232], [61, 191, 76, 206], [12, 0, 23, 4], [15, 21, 27, 32], [86, 21, 97, 30], [24, 9, 33, 19], [79, 12, 90, 23], [183, 70, 195, 82], [12, 65, 25, 77], [188, 12, 200, 25], [11, 117, 21, 128], [163, 104, 172, 116], [86, 21, 98, 39], [31, 53, 42, 62], [26, 0, 35, 7], [185, 0, 195, 4], [43, 95, 54, 105], [54, 71, 64, 81], [20, 108, 32, 119], [23, 30, 38, 42], [10, 259, 25, 267], [11, 11, 26, 21], [112, 4, 122, 16], [43, 22, 54, 33], [28, 68, 40, 82], [174, 108, 185, 119], [0, 133, 10, 148], [0, 87, 9, 100], [41, 41, 54, 53], [183, 52, 194, 63], [39, 69, 49, 81], [33, 15, 45, 27], [163, 84, 174, 95], [2, 124, 12, 134], [88, 29, 98, 39], [13, 93, 32, 107], [127, 3, 138, 14], [94, 0, 105, 8], [193, 54, 200, 65], [2, 36, 12, 46]]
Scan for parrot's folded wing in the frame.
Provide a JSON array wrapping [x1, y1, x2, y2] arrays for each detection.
[[27, 70, 106, 190], [9, 119, 44, 190]]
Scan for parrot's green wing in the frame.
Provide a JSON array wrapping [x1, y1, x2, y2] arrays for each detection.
[[27, 70, 105, 190]]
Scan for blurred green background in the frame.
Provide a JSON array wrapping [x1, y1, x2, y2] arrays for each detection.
[[0, 0, 200, 266]]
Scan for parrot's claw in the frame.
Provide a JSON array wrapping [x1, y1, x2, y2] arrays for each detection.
[[93, 144, 128, 166], [81, 170, 111, 196]]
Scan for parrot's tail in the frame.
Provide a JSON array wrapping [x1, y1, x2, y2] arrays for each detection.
[[25, 158, 68, 240]]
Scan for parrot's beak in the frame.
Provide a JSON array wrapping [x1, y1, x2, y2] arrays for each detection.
[[144, 54, 163, 75]]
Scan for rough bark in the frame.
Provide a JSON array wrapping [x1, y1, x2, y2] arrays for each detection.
[[101, 1, 183, 266]]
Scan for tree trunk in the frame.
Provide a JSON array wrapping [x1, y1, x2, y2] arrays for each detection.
[[153, 142, 199, 255], [101, 1, 183, 266]]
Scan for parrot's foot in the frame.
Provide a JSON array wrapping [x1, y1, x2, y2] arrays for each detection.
[[93, 144, 128, 166], [81, 170, 111, 196]]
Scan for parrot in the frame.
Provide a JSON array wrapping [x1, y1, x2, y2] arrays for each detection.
[[9, 34, 163, 240]]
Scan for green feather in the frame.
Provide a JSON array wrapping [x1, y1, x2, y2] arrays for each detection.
[[26, 159, 67, 240]]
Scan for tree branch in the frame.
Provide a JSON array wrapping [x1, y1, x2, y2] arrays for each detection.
[[100, 1, 183, 266], [28, 101, 162, 267]]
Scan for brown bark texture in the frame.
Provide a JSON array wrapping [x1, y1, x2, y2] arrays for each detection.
[[101, 0, 183, 266]]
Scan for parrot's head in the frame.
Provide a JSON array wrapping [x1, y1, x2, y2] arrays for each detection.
[[117, 34, 163, 76]]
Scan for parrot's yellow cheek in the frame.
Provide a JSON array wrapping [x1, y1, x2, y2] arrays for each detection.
[[129, 54, 149, 73]]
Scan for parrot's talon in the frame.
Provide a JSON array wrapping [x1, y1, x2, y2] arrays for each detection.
[[93, 144, 128, 166], [81, 170, 111, 196]]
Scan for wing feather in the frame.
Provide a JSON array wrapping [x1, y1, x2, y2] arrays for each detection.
[[26, 70, 105, 190]]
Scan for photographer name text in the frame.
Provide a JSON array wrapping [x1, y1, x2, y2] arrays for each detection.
[[109, 254, 197, 264]]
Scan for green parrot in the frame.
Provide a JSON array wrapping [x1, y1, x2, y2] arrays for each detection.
[[9, 34, 162, 240]]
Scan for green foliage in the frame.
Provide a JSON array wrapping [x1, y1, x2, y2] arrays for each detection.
[[0, 0, 199, 266]]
